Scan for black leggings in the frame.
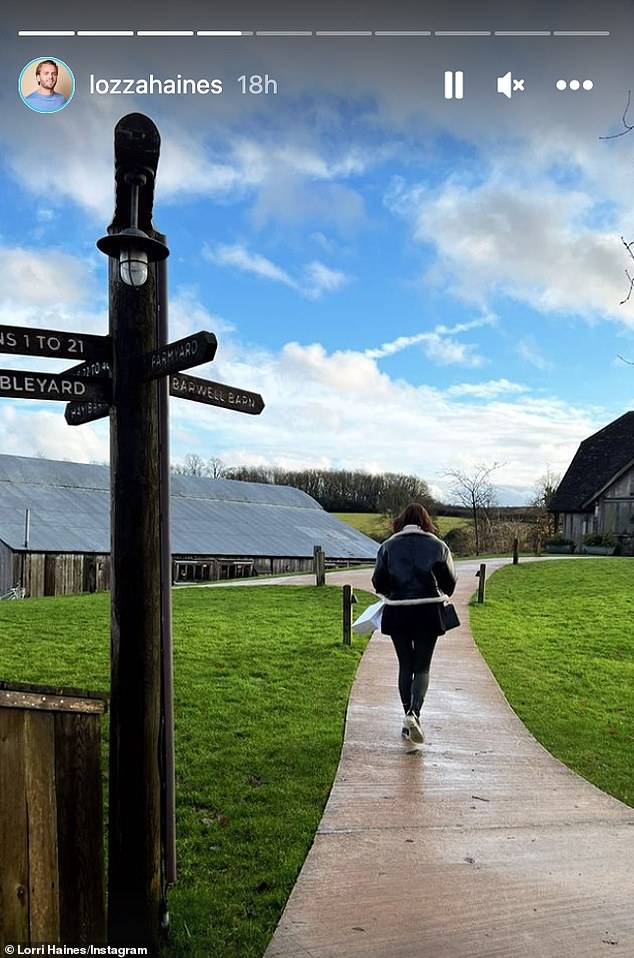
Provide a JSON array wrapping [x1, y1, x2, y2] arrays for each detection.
[[390, 634, 438, 718]]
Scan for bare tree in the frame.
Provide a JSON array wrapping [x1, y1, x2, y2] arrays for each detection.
[[532, 468, 560, 511], [173, 453, 207, 476], [206, 457, 227, 478], [531, 468, 561, 541], [445, 463, 501, 555], [172, 454, 228, 478]]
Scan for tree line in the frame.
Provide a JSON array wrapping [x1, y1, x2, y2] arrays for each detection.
[[172, 454, 433, 515]]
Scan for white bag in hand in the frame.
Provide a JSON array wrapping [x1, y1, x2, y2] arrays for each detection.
[[352, 599, 385, 635]]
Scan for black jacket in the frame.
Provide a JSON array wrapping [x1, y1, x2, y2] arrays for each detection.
[[372, 526, 456, 601], [372, 526, 456, 637]]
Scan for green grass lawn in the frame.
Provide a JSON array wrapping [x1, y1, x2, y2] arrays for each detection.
[[333, 512, 469, 541], [332, 512, 390, 539], [435, 515, 470, 536], [470, 558, 634, 807], [0, 585, 374, 957]]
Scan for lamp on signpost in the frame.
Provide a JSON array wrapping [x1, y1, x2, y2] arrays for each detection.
[[97, 172, 169, 287]]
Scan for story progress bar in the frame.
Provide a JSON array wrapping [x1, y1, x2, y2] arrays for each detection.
[[18, 29, 612, 38]]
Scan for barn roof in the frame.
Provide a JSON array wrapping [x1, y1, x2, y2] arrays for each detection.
[[549, 412, 634, 513], [0, 454, 378, 560]]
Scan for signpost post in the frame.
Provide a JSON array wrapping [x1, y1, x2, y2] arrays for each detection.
[[103, 116, 164, 949], [0, 113, 264, 951]]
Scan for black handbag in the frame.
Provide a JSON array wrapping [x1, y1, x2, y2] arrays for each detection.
[[441, 602, 460, 631]]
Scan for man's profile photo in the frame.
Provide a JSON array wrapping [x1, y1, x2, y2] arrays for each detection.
[[19, 57, 75, 113]]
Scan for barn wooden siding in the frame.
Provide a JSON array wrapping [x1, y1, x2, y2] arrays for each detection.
[[172, 554, 368, 583], [0, 539, 13, 594], [6, 551, 370, 597], [12, 553, 111, 598], [172, 555, 314, 582]]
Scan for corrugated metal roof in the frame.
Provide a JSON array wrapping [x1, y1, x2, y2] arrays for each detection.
[[0, 454, 378, 560]]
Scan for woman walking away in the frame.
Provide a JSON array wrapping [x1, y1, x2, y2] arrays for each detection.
[[372, 503, 457, 746]]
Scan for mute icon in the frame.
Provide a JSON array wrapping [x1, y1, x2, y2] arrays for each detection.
[[497, 71, 525, 99]]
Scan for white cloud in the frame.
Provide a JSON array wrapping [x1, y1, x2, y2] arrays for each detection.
[[0, 278, 607, 504], [167, 332, 605, 503], [0, 405, 108, 463], [446, 379, 528, 399], [365, 316, 493, 366], [205, 243, 295, 287], [168, 288, 235, 343], [386, 173, 633, 327], [517, 337, 554, 370], [302, 261, 349, 298], [203, 243, 350, 299], [0, 246, 101, 309]]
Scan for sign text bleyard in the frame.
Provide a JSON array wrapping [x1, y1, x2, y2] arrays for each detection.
[[0, 370, 111, 402], [0, 324, 110, 362], [169, 373, 264, 414]]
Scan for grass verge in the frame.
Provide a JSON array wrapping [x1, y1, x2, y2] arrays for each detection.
[[0, 585, 374, 957], [469, 558, 634, 807], [333, 512, 469, 541]]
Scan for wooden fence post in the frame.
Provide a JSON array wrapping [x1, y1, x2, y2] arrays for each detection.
[[512, 537, 519, 564], [342, 585, 352, 645], [313, 545, 326, 587], [477, 562, 487, 603]]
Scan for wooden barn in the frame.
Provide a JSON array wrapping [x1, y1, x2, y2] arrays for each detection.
[[549, 411, 634, 554], [0, 454, 378, 597]]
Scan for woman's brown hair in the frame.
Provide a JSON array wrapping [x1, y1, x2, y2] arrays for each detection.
[[393, 502, 438, 535]]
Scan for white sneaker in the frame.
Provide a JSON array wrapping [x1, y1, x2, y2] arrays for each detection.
[[403, 712, 424, 744]]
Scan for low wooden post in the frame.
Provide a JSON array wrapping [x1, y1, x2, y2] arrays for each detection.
[[342, 585, 353, 645], [0, 681, 107, 946], [535, 534, 542, 556], [313, 545, 326, 587], [477, 562, 487, 603], [512, 537, 519, 564]]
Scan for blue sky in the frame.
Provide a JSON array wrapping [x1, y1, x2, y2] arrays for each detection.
[[1, 0, 634, 503]]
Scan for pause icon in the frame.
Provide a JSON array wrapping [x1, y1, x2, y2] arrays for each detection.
[[444, 70, 464, 99]]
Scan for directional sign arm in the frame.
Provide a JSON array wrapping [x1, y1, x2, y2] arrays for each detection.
[[169, 373, 264, 415], [0, 370, 111, 403], [65, 401, 111, 426], [142, 331, 217, 381], [64, 359, 112, 379], [0, 325, 110, 362], [63, 359, 112, 425]]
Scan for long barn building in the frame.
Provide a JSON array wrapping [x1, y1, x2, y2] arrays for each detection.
[[0, 454, 378, 597]]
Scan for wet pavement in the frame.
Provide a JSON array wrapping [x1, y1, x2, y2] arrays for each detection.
[[263, 561, 634, 958]]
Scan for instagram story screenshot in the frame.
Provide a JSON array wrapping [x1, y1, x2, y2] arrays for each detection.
[[1, 1, 634, 956]]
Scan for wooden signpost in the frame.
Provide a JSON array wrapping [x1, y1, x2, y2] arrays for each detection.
[[0, 113, 265, 951]]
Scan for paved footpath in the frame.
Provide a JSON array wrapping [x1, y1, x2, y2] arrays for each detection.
[[260, 560, 634, 958]]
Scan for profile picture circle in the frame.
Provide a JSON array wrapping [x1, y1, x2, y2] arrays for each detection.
[[19, 56, 75, 113]]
